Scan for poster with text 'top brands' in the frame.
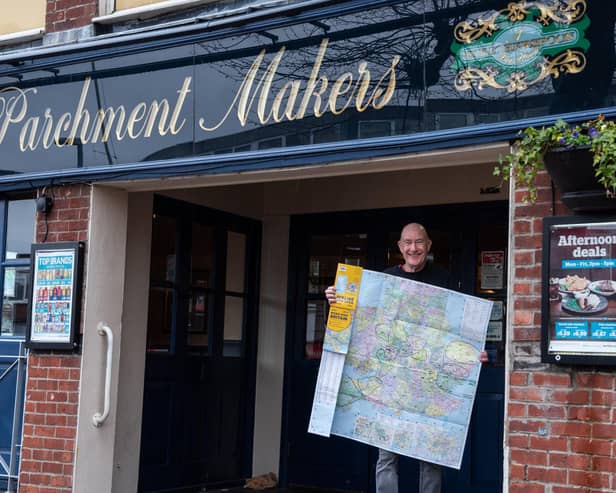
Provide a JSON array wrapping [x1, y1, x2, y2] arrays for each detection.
[[27, 242, 84, 350]]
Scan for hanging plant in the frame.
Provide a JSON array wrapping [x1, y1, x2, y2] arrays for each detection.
[[495, 115, 616, 204]]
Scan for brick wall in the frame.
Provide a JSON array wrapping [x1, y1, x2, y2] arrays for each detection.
[[508, 173, 616, 492], [19, 355, 81, 492], [19, 185, 90, 492], [35, 185, 90, 244], [46, 0, 98, 32]]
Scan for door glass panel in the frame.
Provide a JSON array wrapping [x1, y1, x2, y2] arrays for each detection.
[[226, 231, 246, 293], [191, 222, 215, 287], [305, 300, 326, 360], [223, 295, 243, 357], [476, 223, 507, 366], [1, 267, 30, 337], [6, 200, 35, 260], [146, 287, 172, 351], [150, 215, 176, 283], [307, 234, 368, 294], [187, 290, 208, 349], [305, 233, 367, 359]]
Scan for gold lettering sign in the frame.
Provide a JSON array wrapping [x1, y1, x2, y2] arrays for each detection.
[[199, 39, 400, 131], [0, 38, 400, 153]]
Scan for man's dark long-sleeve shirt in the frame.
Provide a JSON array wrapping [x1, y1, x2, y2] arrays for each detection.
[[382, 262, 451, 290]]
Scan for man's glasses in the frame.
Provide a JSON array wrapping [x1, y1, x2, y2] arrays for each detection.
[[399, 239, 426, 247]]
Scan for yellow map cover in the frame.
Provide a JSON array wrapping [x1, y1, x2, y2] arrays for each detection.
[[326, 263, 363, 332]]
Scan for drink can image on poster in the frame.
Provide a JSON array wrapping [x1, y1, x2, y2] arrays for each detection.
[[543, 218, 616, 364]]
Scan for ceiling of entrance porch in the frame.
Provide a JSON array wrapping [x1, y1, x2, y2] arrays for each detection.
[[107, 141, 510, 193]]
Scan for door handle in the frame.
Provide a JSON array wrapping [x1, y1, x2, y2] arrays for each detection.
[[92, 322, 113, 428]]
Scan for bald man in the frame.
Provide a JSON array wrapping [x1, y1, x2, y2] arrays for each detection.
[[325, 223, 487, 493]]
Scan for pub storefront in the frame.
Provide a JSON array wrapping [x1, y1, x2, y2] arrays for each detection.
[[0, 0, 615, 492]]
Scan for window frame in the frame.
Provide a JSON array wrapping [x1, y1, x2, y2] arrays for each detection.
[[96, 0, 214, 23], [0, 0, 45, 46], [0, 196, 36, 339]]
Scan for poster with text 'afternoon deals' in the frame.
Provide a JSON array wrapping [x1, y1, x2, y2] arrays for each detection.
[[309, 265, 492, 469], [30, 249, 75, 343], [548, 222, 616, 356]]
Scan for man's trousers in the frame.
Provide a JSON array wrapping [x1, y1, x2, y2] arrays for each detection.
[[375, 448, 441, 493]]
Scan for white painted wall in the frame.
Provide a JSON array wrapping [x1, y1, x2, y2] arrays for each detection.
[[251, 215, 290, 476], [163, 184, 264, 219], [162, 162, 506, 217], [262, 163, 506, 214], [74, 186, 129, 493], [112, 193, 153, 492]]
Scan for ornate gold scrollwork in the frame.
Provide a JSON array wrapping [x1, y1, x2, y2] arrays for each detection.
[[501, 1, 587, 26], [454, 49, 587, 93], [532, 0, 587, 25], [505, 3, 530, 22], [454, 16, 499, 44], [454, 67, 508, 92], [454, 1, 587, 43], [538, 49, 587, 78], [506, 71, 530, 92]]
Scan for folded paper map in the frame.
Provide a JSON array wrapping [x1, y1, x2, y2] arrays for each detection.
[[308, 264, 492, 469]]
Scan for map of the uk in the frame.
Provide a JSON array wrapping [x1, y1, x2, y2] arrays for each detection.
[[309, 267, 492, 469]]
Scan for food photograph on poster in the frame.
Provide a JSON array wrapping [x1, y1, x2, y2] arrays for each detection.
[[543, 217, 616, 365]]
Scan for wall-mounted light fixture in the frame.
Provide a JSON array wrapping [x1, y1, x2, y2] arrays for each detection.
[[36, 187, 53, 214]]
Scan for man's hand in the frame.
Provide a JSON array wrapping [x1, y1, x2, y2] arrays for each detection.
[[325, 285, 336, 305], [479, 351, 489, 363]]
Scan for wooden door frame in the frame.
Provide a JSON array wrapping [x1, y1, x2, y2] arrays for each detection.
[[279, 201, 508, 489]]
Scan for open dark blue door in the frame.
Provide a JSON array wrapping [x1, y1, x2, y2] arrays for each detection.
[[282, 203, 506, 493], [139, 196, 261, 492]]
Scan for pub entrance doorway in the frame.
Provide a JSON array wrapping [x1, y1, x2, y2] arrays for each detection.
[[282, 201, 507, 493], [138, 195, 261, 492]]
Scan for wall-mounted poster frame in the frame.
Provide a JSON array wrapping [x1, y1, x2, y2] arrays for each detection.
[[25, 242, 85, 350], [542, 216, 616, 366]]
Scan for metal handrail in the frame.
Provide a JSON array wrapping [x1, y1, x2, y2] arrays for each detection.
[[0, 340, 26, 493], [8, 341, 25, 492], [92, 323, 113, 428], [0, 360, 18, 383]]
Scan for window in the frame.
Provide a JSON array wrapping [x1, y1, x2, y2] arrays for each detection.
[[304, 233, 368, 359], [146, 214, 176, 351], [145, 197, 259, 358], [223, 231, 246, 357], [1, 199, 36, 338], [358, 120, 394, 139], [0, 0, 45, 38], [435, 113, 468, 130], [115, 0, 162, 9], [103, 0, 208, 17]]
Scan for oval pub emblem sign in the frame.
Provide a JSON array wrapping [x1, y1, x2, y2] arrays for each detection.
[[451, 0, 590, 92]]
